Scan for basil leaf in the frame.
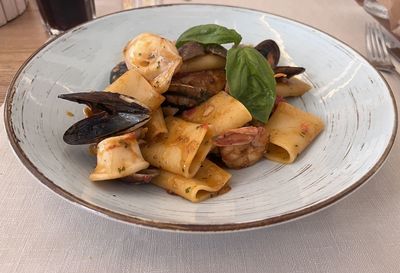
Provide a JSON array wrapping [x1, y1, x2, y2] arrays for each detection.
[[226, 47, 276, 123], [176, 24, 242, 48]]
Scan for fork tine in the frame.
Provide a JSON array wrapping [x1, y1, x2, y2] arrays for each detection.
[[371, 23, 382, 59], [372, 23, 385, 60], [369, 23, 379, 59], [376, 24, 391, 60], [365, 22, 395, 73], [372, 23, 391, 62], [366, 23, 374, 59], [369, 23, 376, 59]]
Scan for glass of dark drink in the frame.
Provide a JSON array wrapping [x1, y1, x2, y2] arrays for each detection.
[[36, 0, 96, 36]]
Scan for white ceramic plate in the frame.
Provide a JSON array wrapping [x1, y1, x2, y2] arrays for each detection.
[[4, 4, 397, 232]]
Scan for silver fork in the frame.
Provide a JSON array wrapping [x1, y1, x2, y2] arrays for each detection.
[[365, 22, 396, 73]]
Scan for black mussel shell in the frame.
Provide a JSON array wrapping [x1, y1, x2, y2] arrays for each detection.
[[274, 66, 305, 79], [58, 91, 150, 115], [59, 91, 151, 145], [109, 61, 128, 84], [255, 39, 280, 67], [63, 111, 150, 145]]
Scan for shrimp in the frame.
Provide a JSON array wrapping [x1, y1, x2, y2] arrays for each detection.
[[213, 126, 269, 169]]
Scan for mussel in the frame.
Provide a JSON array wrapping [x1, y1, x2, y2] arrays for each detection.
[[109, 61, 128, 84], [274, 66, 305, 79], [254, 39, 306, 79], [178, 41, 227, 61], [59, 91, 151, 145], [255, 39, 280, 68], [164, 69, 226, 109]]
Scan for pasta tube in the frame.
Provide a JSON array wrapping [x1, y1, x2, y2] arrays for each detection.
[[265, 102, 324, 163], [141, 117, 213, 178], [276, 77, 312, 97], [145, 108, 168, 140], [181, 92, 252, 136], [105, 69, 165, 110], [152, 159, 231, 202], [90, 133, 149, 181]]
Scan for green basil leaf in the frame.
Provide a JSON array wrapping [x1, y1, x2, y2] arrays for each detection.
[[226, 47, 276, 123], [176, 24, 242, 48]]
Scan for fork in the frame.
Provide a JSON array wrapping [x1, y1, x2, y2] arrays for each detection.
[[365, 22, 397, 73]]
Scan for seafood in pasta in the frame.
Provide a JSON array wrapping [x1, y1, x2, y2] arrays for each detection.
[[60, 24, 324, 202]]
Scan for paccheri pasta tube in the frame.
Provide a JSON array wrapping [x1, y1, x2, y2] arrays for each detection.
[[90, 133, 149, 181], [265, 102, 324, 163], [105, 69, 165, 110], [145, 108, 168, 140], [141, 116, 213, 178], [152, 159, 231, 202], [181, 92, 252, 136], [276, 77, 312, 98]]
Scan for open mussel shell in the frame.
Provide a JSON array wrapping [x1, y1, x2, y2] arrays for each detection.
[[109, 61, 128, 84], [255, 39, 280, 68], [274, 66, 305, 79], [58, 91, 150, 115], [59, 91, 151, 145], [178, 41, 227, 61], [63, 111, 150, 145]]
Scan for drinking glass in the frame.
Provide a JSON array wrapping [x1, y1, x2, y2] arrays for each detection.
[[122, 0, 163, 10], [36, 0, 96, 36]]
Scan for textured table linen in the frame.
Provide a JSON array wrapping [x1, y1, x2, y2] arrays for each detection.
[[1, 0, 400, 272]]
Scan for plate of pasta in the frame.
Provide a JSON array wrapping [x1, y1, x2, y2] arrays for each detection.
[[5, 4, 397, 232]]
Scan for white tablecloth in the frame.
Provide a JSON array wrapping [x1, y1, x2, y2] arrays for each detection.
[[2, 0, 400, 272]]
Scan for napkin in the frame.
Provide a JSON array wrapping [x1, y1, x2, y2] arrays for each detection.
[[378, 0, 400, 38]]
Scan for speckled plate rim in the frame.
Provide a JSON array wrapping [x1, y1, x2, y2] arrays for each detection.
[[4, 4, 398, 233]]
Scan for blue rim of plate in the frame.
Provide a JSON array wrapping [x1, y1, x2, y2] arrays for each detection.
[[4, 4, 398, 232]]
